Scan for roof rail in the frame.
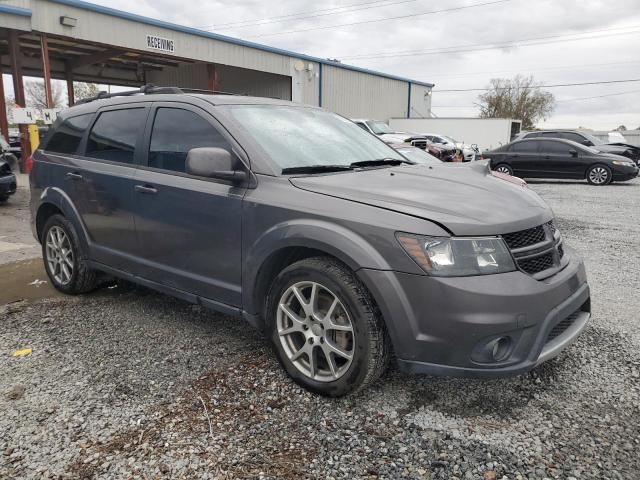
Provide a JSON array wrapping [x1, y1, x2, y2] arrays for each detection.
[[75, 84, 184, 104], [74, 84, 278, 105]]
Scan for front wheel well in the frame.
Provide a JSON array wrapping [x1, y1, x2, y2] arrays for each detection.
[[253, 247, 345, 316], [36, 203, 63, 242]]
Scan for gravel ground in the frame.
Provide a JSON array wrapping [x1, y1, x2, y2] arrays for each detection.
[[1, 177, 639, 479]]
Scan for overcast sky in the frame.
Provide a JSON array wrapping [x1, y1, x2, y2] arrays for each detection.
[[7, 0, 640, 130]]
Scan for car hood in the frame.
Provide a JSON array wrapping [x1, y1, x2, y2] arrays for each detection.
[[378, 132, 425, 143], [595, 144, 627, 154], [290, 162, 552, 236]]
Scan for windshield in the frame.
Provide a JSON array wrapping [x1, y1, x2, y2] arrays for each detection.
[[226, 106, 405, 172], [441, 135, 458, 144], [396, 147, 441, 165], [367, 121, 394, 135], [581, 132, 604, 145]]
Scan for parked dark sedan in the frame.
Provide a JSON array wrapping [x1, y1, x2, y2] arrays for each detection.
[[485, 138, 639, 185], [516, 130, 640, 166]]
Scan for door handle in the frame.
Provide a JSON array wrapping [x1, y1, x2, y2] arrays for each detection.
[[134, 184, 158, 194], [65, 172, 83, 181]]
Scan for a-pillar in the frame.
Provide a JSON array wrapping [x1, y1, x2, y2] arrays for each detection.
[[8, 30, 31, 170]]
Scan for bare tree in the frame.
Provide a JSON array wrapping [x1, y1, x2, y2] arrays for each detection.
[[24, 79, 64, 109], [615, 125, 627, 132], [73, 82, 100, 103], [477, 75, 554, 130]]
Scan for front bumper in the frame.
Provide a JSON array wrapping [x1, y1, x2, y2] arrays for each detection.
[[358, 246, 590, 378], [0, 174, 17, 196], [612, 164, 639, 181]]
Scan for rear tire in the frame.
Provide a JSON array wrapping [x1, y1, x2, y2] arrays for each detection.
[[0, 195, 8, 203], [266, 257, 390, 397], [586, 164, 612, 186], [42, 214, 98, 294], [494, 163, 513, 176]]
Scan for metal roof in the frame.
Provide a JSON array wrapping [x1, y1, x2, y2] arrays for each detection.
[[48, 0, 434, 88]]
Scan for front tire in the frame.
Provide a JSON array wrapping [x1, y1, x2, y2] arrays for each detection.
[[586, 164, 612, 185], [42, 214, 98, 294], [266, 257, 390, 397]]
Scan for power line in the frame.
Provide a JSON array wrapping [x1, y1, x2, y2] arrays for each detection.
[[198, 0, 422, 31], [555, 88, 640, 103], [249, 0, 514, 38], [426, 60, 640, 79], [436, 78, 640, 92], [432, 88, 640, 108], [339, 25, 640, 60]]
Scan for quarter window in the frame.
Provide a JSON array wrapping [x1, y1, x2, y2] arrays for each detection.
[[85, 108, 146, 164], [45, 114, 93, 154], [148, 108, 231, 173]]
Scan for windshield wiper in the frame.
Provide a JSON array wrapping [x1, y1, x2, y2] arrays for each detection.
[[281, 164, 353, 175], [349, 158, 414, 168]]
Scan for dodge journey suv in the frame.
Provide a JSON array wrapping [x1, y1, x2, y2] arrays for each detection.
[[30, 86, 591, 396]]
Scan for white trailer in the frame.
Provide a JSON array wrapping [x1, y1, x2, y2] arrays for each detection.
[[389, 118, 522, 152]]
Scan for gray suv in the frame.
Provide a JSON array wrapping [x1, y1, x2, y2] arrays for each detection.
[[30, 87, 591, 396]]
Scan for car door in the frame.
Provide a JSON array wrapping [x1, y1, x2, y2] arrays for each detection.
[[504, 140, 540, 177], [132, 103, 246, 307], [71, 105, 148, 271], [535, 140, 583, 178]]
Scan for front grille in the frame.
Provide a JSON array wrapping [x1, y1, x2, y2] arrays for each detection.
[[502, 225, 546, 249], [518, 251, 555, 275], [411, 140, 427, 150], [546, 311, 581, 343], [502, 220, 564, 278]]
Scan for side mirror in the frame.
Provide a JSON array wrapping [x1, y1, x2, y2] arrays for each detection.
[[582, 140, 593, 146], [186, 147, 247, 183], [569, 149, 578, 157]]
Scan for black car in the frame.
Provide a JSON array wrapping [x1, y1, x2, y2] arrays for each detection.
[[0, 158, 17, 202], [516, 130, 640, 166], [485, 138, 639, 185]]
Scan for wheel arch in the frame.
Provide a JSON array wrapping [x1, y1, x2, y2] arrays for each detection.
[[35, 187, 89, 249], [244, 220, 392, 319]]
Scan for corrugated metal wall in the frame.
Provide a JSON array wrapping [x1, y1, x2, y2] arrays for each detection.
[[409, 84, 432, 119], [322, 65, 409, 120]]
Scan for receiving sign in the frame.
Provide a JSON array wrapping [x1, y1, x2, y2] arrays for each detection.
[[146, 34, 175, 53]]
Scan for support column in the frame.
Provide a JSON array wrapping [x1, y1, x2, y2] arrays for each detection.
[[0, 63, 9, 139], [40, 34, 54, 108], [65, 62, 74, 106], [8, 30, 31, 168], [207, 64, 219, 92]]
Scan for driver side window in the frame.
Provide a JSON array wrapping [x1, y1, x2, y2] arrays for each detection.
[[148, 108, 231, 174]]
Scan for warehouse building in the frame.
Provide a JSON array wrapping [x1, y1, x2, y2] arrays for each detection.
[[0, 0, 434, 159]]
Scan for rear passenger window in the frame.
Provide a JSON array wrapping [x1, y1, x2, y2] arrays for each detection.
[[148, 108, 231, 173], [45, 114, 92, 154], [511, 141, 537, 152], [539, 141, 572, 154], [85, 108, 146, 164]]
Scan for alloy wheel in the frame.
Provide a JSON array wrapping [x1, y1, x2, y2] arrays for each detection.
[[496, 165, 512, 175], [589, 166, 609, 185], [277, 281, 354, 382], [45, 226, 74, 285]]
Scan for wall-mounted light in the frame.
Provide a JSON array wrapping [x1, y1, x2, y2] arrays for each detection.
[[60, 16, 78, 27], [424, 90, 432, 97]]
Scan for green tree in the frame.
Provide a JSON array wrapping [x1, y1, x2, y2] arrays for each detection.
[[477, 75, 554, 129]]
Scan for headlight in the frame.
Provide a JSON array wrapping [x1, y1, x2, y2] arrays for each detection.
[[612, 160, 633, 166], [396, 233, 516, 276]]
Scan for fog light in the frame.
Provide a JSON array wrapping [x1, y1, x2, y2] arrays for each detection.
[[491, 337, 511, 362]]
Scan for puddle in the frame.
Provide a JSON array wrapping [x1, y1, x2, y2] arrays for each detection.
[[0, 258, 63, 304]]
